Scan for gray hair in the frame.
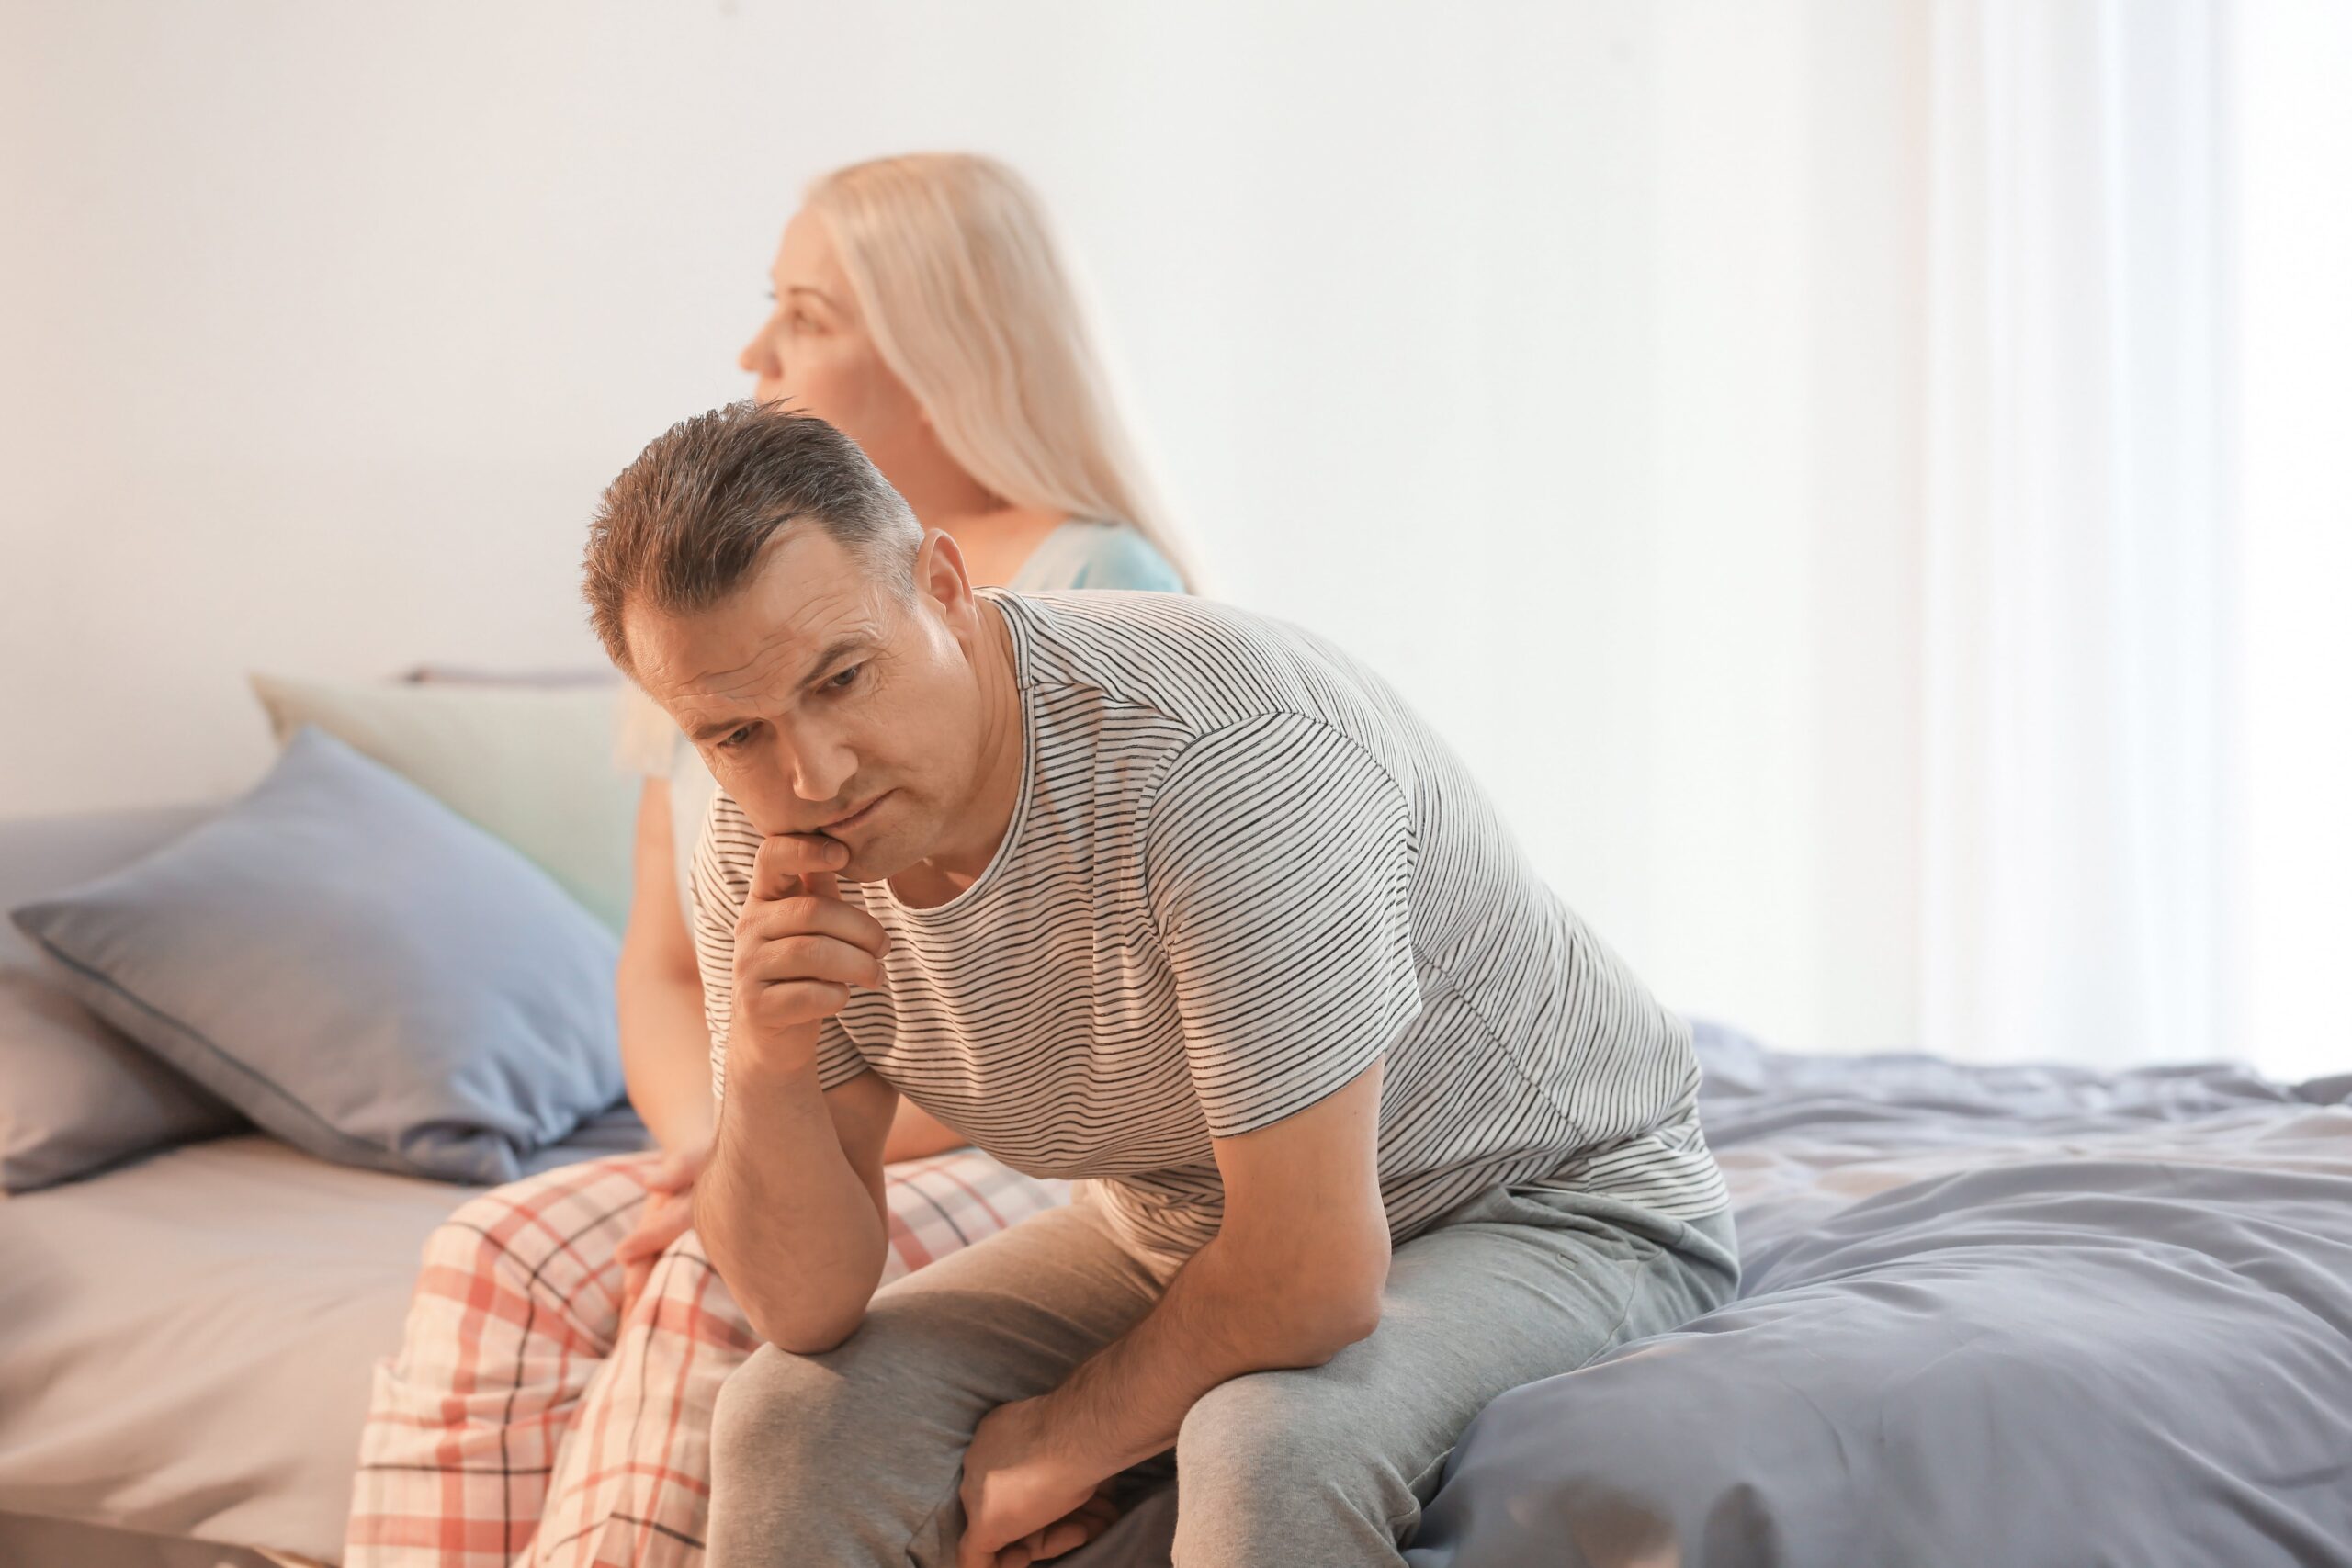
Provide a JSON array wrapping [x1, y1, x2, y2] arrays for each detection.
[[582, 402, 923, 675]]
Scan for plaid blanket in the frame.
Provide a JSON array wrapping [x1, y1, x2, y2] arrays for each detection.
[[346, 1147, 1069, 1567]]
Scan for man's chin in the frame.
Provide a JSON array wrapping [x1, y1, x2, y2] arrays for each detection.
[[831, 831, 915, 886]]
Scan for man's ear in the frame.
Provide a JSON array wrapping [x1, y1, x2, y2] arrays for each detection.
[[912, 528, 976, 619]]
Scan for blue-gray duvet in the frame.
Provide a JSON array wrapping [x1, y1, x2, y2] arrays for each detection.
[[1402, 1026, 2352, 1568]]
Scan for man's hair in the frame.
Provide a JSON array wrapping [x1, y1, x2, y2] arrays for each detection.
[[582, 402, 923, 676]]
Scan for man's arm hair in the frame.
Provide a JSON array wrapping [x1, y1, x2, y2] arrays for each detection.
[[1023, 1056, 1392, 1472], [694, 1061, 899, 1352]]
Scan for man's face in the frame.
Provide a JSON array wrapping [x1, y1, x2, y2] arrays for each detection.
[[623, 528, 994, 883]]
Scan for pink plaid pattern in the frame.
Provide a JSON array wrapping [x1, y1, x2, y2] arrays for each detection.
[[346, 1148, 1069, 1568]]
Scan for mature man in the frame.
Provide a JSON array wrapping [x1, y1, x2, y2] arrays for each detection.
[[582, 402, 1738, 1568]]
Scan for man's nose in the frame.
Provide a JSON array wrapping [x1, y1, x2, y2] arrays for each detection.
[[787, 739, 855, 807]]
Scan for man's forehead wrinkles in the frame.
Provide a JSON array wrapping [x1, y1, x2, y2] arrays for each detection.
[[686, 592, 883, 697], [691, 618, 805, 694]]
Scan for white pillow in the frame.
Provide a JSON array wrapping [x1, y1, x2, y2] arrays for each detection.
[[249, 672, 638, 931]]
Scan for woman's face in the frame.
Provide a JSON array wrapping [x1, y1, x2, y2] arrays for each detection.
[[737, 209, 929, 468]]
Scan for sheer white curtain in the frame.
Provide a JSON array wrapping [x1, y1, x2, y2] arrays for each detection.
[[1921, 0, 2233, 1066], [2233, 0, 2352, 1083]]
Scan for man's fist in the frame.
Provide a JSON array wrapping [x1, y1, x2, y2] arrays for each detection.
[[729, 834, 890, 1068]]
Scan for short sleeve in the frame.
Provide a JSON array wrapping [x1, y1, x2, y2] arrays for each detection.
[[689, 791, 868, 1105], [1143, 714, 1421, 1138], [611, 680, 719, 918], [613, 683, 684, 777], [1068, 525, 1185, 592]]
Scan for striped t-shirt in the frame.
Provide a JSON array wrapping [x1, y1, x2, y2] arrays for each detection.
[[692, 590, 1727, 1260]]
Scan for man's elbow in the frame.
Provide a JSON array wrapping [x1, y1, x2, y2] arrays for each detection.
[[696, 1210, 876, 1356], [1263, 1251, 1388, 1365], [724, 1243, 876, 1353], [1285, 1298, 1381, 1364], [744, 1297, 869, 1357]]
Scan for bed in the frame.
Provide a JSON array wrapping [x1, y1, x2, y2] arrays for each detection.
[[6, 807, 2347, 1568]]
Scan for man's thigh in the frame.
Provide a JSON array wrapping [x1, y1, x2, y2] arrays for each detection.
[[722, 1191, 1166, 1421], [1168, 1188, 1736, 1555], [707, 1191, 1170, 1564]]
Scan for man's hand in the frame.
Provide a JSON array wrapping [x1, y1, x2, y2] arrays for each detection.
[[690, 834, 902, 1356], [730, 834, 890, 1073], [955, 1060, 1390, 1533], [956, 1397, 1124, 1568], [616, 1139, 709, 1320]]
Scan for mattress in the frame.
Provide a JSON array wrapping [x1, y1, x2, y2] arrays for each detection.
[[0, 1112, 650, 1566]]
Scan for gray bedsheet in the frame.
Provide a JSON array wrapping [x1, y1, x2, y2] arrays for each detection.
[[0, 1112, 648, 1565], [1402, 1028, 2352, 1568]]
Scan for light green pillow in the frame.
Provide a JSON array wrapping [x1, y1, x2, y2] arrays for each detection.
[[248, 673, 638, 931]]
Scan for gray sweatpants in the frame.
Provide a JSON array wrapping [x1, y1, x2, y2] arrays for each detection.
[[705, 1179, 1738, 1568]]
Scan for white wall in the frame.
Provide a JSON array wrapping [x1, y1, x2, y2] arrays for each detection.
[[0, 0, 1928, 1052]]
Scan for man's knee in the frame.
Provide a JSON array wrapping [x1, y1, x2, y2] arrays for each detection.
[[1175, 1368, 1373, 1501], [712, 1345, 815, 1475], [710, 1310, 946, 1478], [708, 1337, 887, 1474]]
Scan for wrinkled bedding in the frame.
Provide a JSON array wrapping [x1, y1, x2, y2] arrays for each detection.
[[1402, 1028, 2352, 1568]]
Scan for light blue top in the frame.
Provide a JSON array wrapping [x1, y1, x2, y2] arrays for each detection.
[[1009, 518, 1185, 593]]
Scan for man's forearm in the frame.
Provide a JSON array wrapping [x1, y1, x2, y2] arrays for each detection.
[[1035, 1231, 1382, 1475], [693, 1051, 887, 1352]]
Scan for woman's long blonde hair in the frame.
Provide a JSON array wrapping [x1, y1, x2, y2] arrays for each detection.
[[804, 152, 1201, 592]]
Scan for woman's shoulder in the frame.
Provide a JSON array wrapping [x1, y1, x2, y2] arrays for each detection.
[[1020, 518, 1184, 593]]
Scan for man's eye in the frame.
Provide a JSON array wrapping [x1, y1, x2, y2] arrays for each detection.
[[826, 664, 862, 691], [716, 726, 753, 750]]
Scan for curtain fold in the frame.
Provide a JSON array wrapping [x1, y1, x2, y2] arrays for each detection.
[[1921, 0, 2233, 1066]]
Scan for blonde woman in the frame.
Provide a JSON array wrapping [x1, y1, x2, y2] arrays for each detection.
[[347, 153, 1195, 1568]]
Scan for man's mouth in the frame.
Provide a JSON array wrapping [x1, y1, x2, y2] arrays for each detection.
[[818, 792, 892, 835]]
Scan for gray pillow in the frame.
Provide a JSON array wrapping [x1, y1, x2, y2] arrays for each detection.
[[11, 726, 624, 1184], [0, 972, 243, 1192], [0, 803, 243, 1193]]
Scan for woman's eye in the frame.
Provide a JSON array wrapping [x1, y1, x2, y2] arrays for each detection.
[[788, 310, 819, 334]]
